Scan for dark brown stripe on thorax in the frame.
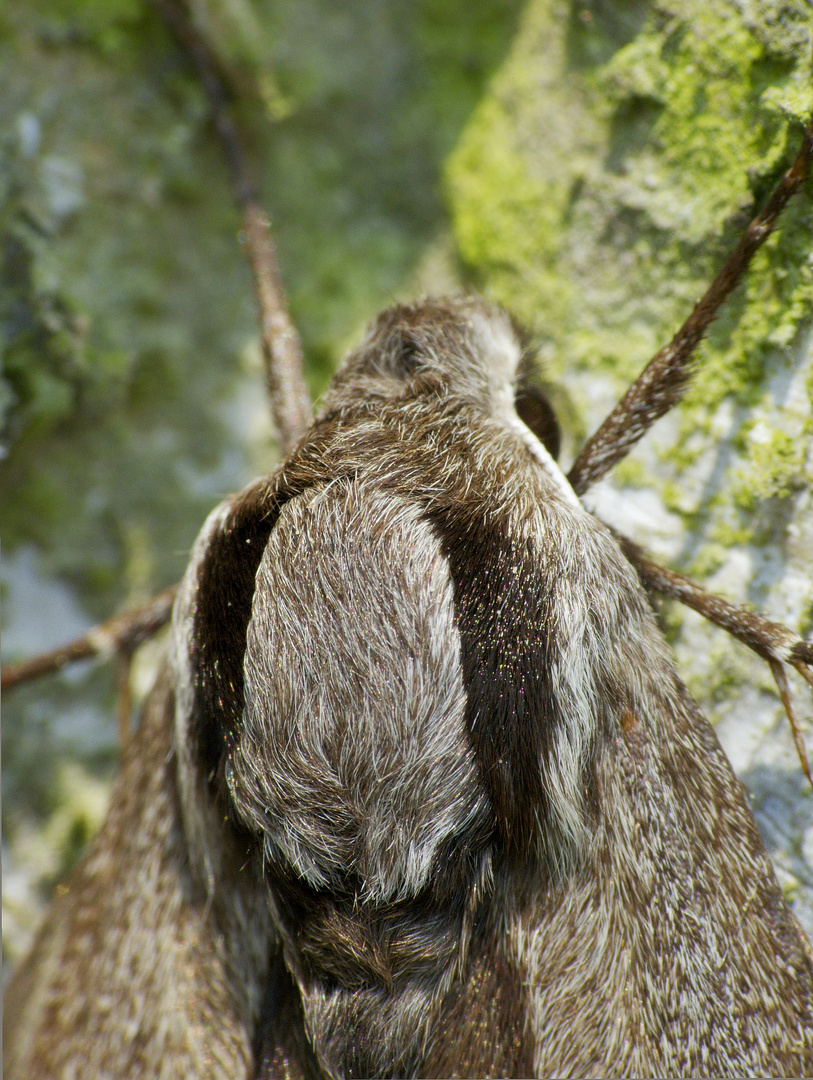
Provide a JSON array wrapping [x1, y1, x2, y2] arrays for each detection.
[[190, 397, 561, 1075], [192, 395, 570, 851]]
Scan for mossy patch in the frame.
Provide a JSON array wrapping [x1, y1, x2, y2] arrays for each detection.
[[447, 0, 813, 397], [730, 424, 810, 509]]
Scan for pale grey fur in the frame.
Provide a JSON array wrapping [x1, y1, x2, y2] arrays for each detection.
[[232, 482, 496, 1076], [305, 308, 660, 867], [234, 482, 490, 903]]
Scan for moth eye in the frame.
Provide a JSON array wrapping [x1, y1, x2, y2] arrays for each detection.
[[394, 337, 420, 376], [515, 386, 561, 460]]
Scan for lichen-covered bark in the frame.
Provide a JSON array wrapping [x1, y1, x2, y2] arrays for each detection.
[[445, 0, 813, 932]]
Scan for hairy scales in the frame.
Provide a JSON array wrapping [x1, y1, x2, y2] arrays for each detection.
[[3, 667, 276, 1080], [237, 481, 488, 903], [223, 299, 813, 1074], [7, 297, 813, 1079]]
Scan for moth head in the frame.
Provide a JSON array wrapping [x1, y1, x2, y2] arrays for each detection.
[[321, 295, 560, 459]]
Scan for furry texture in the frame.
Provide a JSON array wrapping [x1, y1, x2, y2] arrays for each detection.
[[3, 667, 277, 1079], [5, 297, 813, 1078]]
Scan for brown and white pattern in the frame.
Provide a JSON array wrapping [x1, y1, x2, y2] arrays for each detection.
[[5, 298, 813, 1079]]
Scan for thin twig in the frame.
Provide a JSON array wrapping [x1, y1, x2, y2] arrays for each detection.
[[1, 586, 177, 693], [153, 0, 312, 453], [568, 114, 813, 496]]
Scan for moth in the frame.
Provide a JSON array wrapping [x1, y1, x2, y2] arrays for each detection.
[[4, 9, 813, 1080], [7, 292, 813, 1077]]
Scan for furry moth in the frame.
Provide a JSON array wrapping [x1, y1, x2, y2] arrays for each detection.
[[7, 295, 812, 1079]]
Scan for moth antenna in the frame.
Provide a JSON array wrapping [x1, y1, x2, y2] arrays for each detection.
[[568, 113, 813, 496], [769, 658, 813, 788], [620, 534, 813, 788], [153, 0, 312, 452]]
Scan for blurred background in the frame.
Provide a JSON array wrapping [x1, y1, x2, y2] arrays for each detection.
[[3, 0, 813, 970]]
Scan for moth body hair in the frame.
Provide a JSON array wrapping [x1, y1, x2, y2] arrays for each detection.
[[5, 296, 813, 1080], [237, 483, 489, 903], [228, 298, 813, 1074]]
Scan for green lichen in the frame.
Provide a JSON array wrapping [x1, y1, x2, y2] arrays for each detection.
[[660, 478, 693, 516], [783, 879, 800, 906], [445, 95, 572, 335], [705, 648, 750, 706], [42, 762, 110, 887], [447, 0, 813, 393], [730, 425, 810, 510], [612, 456, 648, 488]]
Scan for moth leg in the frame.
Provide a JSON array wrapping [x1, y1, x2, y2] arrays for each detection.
[[769, 659, 813, 787], [568, 114, 813, 497], [618, 532, 813, 785], [153, 0, 312, 451]]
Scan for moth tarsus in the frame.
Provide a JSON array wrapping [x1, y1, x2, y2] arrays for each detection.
[[568, 112, 813, 496]]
